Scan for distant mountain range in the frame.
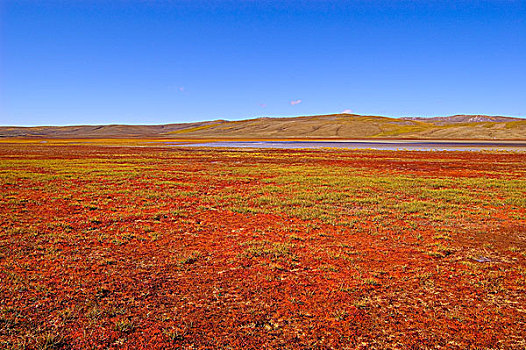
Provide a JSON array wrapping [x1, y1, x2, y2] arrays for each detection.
[[1, 114, 525, 140], [402, 115, 520, 124]]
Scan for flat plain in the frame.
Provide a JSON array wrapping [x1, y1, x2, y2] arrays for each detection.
[[1, 143, 525, 349]]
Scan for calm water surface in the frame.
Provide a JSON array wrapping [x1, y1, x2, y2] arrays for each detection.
[[173, 141, 526, 152]]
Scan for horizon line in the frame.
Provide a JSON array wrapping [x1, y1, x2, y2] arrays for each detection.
[[2, 112, 525, 128]]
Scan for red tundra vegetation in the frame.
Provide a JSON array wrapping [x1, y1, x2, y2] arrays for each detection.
[[0, 144, 525, 349]]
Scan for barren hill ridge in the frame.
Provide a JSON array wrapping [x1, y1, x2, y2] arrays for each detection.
[[1, 114, 525, 140]]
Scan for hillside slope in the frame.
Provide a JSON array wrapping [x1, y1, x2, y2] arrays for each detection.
[[2, 114, 525, 140]]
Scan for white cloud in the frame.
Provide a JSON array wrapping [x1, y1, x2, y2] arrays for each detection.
[[290, 99, 302, 105], [342, 109, 352, 114]]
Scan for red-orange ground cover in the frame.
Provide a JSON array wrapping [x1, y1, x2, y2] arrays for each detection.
[[1, 144, 525, 349]]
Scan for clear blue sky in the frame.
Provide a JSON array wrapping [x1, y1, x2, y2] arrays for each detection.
[[1, 0, 525, 126]]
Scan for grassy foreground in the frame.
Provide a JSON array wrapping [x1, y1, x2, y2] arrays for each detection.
[[1, 144, 525, 349]]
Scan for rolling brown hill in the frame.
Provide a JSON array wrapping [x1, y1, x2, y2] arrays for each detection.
[[1, 114, 525, 140]]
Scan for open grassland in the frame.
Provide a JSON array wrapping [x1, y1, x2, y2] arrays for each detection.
[[1, 145, 525, 349]]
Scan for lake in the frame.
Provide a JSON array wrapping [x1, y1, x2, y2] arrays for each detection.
[[174, 140, 526, 151]]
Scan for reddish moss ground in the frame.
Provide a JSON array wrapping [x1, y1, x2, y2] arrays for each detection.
[[1, 145, 525, 349]]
